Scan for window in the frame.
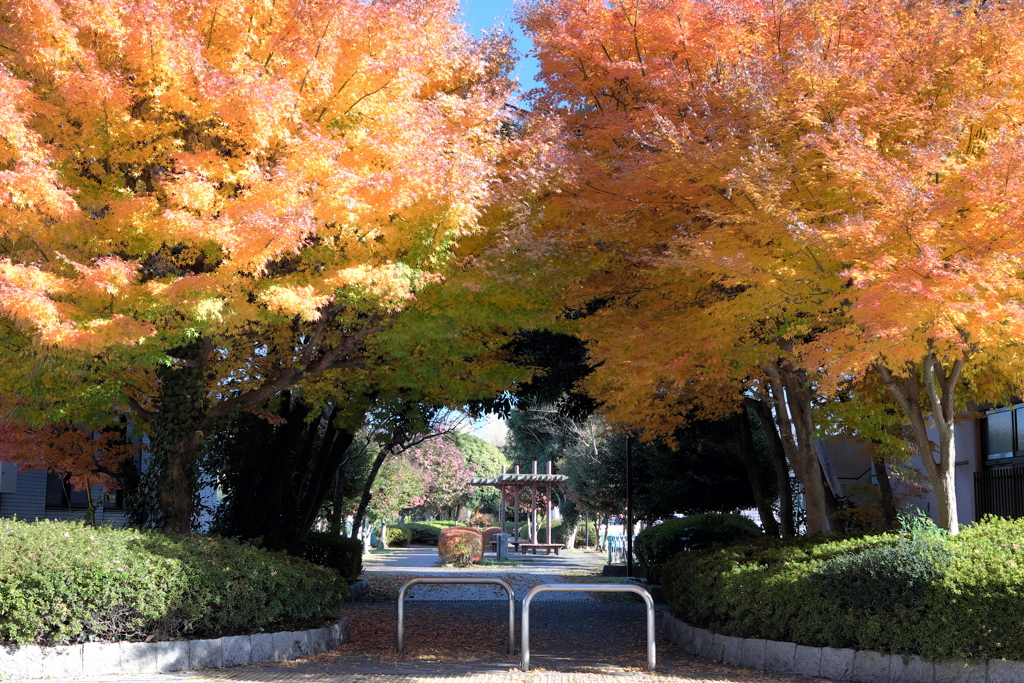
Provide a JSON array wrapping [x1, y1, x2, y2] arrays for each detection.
[[45, 473, 89, 509], [982, 406, 1024, 462]]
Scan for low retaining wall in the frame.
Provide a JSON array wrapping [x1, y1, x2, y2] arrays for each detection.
[[661, 613, 1022, 683], [0, 617, 349, 680]]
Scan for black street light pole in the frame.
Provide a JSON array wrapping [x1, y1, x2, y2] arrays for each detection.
[[626, 434, 633, 578]]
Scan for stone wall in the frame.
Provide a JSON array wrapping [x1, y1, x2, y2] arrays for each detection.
[[662, 612, 1017, 683], [0, 617, 349, 679]]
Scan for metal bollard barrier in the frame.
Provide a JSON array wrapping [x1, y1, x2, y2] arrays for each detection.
[[520, 583, 655, 671], [396, 577, 516, 655]]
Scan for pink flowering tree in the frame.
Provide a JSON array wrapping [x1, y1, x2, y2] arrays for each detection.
[[407, 441, 477, 521]]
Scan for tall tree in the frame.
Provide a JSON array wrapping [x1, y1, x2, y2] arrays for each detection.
[[0, 0, 551, 532], [520, 0, 1024, 534]]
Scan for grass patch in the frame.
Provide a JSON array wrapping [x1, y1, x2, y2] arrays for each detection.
[[560, 572, 638, 603], [476, 558, 523, 568]]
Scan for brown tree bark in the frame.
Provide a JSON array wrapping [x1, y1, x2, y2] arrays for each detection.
[[745, 397, 796, 537], [764, 361, 830, 535], [738, 408, 781, 537]]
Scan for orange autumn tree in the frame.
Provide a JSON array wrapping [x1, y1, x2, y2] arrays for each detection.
[[0, 0, 545, 532], [519, 0, 853, 533], [522, 0, 1024, 534], [794, 0, 1024, 534], [0, 417, 138, 507]]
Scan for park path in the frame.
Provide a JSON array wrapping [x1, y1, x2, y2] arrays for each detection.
[[7, 548, 839, 683]]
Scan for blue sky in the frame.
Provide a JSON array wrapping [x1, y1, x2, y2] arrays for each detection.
[[459, 0, 541, 96]]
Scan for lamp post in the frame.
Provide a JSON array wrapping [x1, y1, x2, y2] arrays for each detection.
[[626, 434, 633, 578]]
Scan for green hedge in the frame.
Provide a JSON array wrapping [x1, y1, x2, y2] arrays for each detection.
[[385, 525, 410, 547], [635, 514, 762, 584], [297, 532, 363, 581], [0, 520, 348, 646], [661, 516, 1024, 661], [396, 521, 460, 545]]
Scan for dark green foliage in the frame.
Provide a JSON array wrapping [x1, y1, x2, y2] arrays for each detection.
[[635, 514, 763, 584], [809, 537, 950, 611], [443, 432, 507, 515], [205, 394, 362, 549], [296, 533, 363, 582], [398, 521, 460, 545], [0, 520, 348, 646], [660, 516, 1024, 661], [385, 525, 410, 547]]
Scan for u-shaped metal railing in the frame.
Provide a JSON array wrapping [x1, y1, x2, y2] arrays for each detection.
[[520, 583, 656, 671], [396, 577, 516, 655]]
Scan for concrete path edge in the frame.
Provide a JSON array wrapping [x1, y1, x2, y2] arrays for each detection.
[[0, 617, 350, 680], [661, 612, 1010, 683]]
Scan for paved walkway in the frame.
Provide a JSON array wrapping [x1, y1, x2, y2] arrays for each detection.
[[6, 548, 837, 683], [361, 547, 608, 601]]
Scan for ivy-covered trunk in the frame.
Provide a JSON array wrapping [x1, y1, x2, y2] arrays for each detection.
[[149, 342, 207, 534]]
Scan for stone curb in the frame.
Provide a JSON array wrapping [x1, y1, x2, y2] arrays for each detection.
[[661, 613, 1006, 683], [0, 617, 349, 680]]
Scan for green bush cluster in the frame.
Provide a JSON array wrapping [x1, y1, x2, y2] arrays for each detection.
[[385, 525, 410, 547], [0, 520, 349, 646], [396, 521, 459, 545], [635, 514, 762, 584], [296, 532, 363, 582], [661, 516, 1024, 661]]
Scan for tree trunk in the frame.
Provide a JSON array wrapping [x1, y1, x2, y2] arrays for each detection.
[[152, 340, 209, 534], [764, 361, 829, 535], [872, 453, 899, 528], [350, 441, 396, 539], [738, 409, 781, 537], [297, 425, 357, 540], [876, 352, 966, 535], [746, 397, 795, 537]]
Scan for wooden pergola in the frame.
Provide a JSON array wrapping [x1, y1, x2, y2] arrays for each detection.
[[470, 460, 568, 545]]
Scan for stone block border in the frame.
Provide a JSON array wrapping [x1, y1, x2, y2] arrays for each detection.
[[0, 617, 349, 680], [661, 613, 1008, 683]]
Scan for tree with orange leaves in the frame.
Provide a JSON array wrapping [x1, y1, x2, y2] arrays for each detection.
[[0, 418, 138, 516], [520, 0, 1024, 534], [0, 0, 552, 532]]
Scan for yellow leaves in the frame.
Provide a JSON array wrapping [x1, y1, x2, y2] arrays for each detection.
[[258, 285, 332, 322]]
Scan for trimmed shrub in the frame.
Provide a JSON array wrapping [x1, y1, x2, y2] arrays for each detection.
[[660, 516, 1024, 661], [635, 514, 762, 584], [809, 536, 951, 611], [297, 532, 363, 582], [385, 525, 410, 547], [402, 521, 460, 545], [0, 519, 348, 646], [437, 527, 483, 566], [480, 526, 502, 552], [517, 518, 569, 543]]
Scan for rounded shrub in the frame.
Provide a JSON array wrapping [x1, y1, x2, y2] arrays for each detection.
[[386, 525, 410, 548], [437, 527, 482, 566], [297, 532, 363, 582], [402, 521, 460, 545], [635, 513, 762, 584], [480, 526, 502, 552], [0, 519, 348, 646]]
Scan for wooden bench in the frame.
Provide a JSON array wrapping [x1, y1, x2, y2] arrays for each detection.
[[517, 543, 565, 555]]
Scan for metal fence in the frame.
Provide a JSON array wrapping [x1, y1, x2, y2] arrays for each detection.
[[975, 468, 1024, 519], [520, 583, 655, 672], [396, 577, 516, 656]]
